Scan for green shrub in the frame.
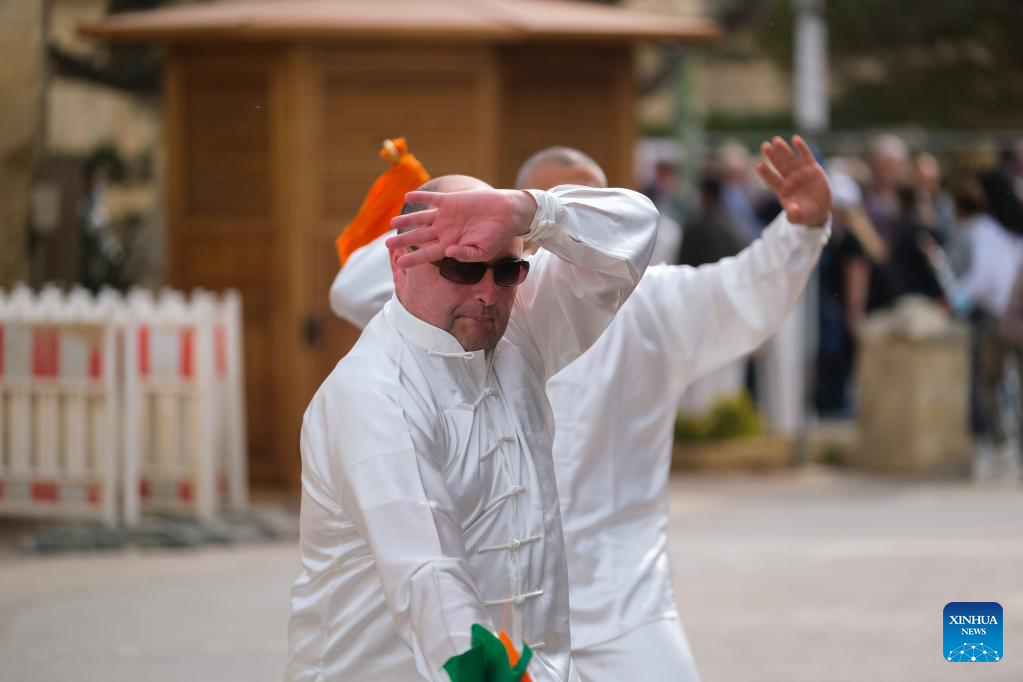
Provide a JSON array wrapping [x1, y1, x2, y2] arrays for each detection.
[[674, 392, 763, 442]]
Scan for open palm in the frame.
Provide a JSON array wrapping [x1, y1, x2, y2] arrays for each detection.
[[756, 135, 832, 228], [387, 189, 530, 267]]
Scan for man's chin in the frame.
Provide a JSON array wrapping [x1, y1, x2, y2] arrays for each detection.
[[457, 331, 498, 352], [454, 319, 504, 352]]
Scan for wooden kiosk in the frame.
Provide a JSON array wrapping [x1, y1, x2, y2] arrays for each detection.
[[82, 0, 719, 488]]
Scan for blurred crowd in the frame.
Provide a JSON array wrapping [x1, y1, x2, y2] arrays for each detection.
[[643, 134, 1023, 446]]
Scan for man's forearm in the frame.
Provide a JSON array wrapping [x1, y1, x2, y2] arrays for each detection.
[[510, 185, 659, 377], [522, 186, 658, 276]]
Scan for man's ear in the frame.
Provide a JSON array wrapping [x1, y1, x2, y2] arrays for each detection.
[[389, 246, 405, 286], [389, 245, 400, 273]]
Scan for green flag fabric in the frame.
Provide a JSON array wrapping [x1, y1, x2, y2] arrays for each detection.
[[442, 624, 532, 682]]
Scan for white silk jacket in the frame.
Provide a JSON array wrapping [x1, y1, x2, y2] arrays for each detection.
[[328, 207, 829, 655], [287, 186, 658, 682], [547, 212, 828, 649]]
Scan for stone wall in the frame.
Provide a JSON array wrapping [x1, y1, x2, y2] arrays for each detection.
[[0, 0, 45, 287]]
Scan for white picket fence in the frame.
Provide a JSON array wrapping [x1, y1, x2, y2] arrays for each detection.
[[0, 285, 247, 526]]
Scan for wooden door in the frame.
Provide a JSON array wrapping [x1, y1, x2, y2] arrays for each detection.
[[300, 45, 500, 397], [166, 49, 290, 487]]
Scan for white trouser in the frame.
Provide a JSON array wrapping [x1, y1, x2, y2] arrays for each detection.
[[573, 617, 701, 682]]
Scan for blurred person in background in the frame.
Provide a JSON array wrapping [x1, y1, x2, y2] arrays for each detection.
[[718, 141, 766, 242], [979, 144, 1023, 236], [815, 168, 872, 415], [814, 164, 891, 416], [330, 137, 833, 682], [677, 173, 750, 267], [1000, 145, 1023, 346], [888, 185, 945, 303], [678, 171, 758, 408], [927, 180, 1023, 445], [997, 239, 1023, 458], [643, 159, 687, 221], [865, 133, 912, 245], [913, 152, 956, 245], [641, 159, 686, 265]]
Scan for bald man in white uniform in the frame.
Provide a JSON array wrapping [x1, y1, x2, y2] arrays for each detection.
[[328, 138, 832, 681]]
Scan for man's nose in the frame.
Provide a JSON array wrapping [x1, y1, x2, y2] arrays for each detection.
[[469, 268, 499, 305]]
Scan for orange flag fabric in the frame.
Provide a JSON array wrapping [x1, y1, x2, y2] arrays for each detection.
[[498, 631, 533, 682], [335, 137, 431, 267]]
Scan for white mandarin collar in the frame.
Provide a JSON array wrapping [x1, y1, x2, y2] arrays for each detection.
[[383, 294, 484, 360]]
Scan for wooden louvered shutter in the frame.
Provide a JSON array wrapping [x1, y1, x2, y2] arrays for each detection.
[[167, 51, 282, 485], [305, 46, 500, 395], [498, 45, 634, 189]]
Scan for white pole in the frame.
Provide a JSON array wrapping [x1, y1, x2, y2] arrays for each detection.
[[763, 0, 829, 439], [224, 291, 248, 511], [9, 291, 34, 478], [8, 356, 32, 477], [121, 313, 141, 526], [100, 314, 118, 526], [61, 301, 90, 479], [193, 295, 218, 522], [794, 0, 829, 134], [784, 0, 829, 448]]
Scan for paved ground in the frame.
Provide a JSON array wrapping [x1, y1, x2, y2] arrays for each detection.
[[1, 467, 1021, 681], [668, 468, 1023, 682]]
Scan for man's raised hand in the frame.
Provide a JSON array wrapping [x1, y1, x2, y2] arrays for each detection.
[[387, 189, 537, 268], [756, 135, 832, 228]]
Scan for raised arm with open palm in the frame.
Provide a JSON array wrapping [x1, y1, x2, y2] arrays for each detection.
[[756, 135, 832, 228]]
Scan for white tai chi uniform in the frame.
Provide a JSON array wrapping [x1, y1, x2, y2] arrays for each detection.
[[329, 208, 829, 681], [288, 186, 658, 682], [549, 213, 828, 681]]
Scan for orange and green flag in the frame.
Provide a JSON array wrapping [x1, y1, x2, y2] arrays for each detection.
[[443, 625, 533, 682]]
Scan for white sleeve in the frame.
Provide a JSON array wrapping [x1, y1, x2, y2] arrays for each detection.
[[301, 379, 493, 680], [645, 211, 830, 386], [510, 185, 658, 378], [329, 231, 396, 329]]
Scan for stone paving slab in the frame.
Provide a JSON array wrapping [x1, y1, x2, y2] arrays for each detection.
[[0, 468, 1020, 681], [669, 469, 1023, 682]]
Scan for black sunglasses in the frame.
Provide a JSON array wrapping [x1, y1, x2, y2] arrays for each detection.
[[433, 257, 530, 287]]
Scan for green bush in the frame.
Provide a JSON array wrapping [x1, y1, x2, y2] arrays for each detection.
[[674, 392, 763, 442]]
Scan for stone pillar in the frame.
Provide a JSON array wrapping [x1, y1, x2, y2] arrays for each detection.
[[0, 0, 46, 287], [855, 297, 972, 477]]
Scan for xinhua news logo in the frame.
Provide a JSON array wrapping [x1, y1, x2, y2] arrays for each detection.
[[944, 602, 1002, 662]]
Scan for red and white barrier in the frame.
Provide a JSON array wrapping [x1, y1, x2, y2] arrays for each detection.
[[0, 286, 119, 525], [0, 286, 247, 526], [122, 289, 247, 524]]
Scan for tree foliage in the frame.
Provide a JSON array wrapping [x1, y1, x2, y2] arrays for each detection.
[[753, 0, 1023, 128]]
